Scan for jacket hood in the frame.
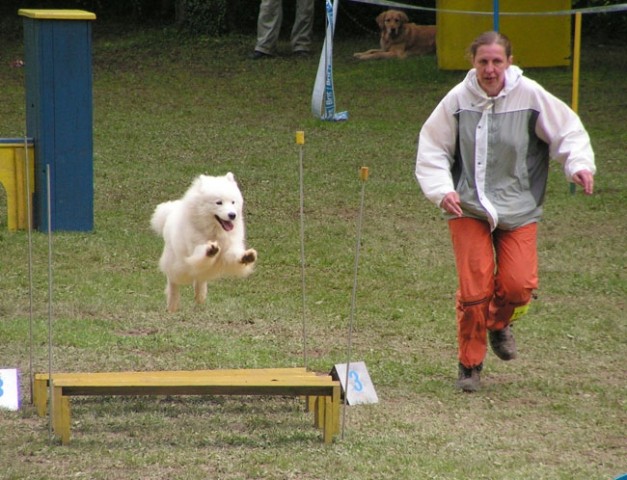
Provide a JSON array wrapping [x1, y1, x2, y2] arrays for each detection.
[[464, 65, 523, 105]]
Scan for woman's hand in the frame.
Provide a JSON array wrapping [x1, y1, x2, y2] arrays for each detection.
[[572, 170, 594, 195], [440, 192, 463, 217]]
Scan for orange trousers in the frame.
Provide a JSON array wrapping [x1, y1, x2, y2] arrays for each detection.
[[449, 218, 538, 368]]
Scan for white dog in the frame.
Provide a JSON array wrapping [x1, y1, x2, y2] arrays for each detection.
[[150, 172, 257, 312]]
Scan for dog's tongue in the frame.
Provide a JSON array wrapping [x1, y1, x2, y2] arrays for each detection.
[[220, 219, 234, 231]]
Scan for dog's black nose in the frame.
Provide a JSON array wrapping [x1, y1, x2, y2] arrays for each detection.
[[228, 212, 236, 220]]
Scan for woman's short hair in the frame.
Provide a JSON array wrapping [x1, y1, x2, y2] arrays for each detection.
[[468, 31, 513, 59]]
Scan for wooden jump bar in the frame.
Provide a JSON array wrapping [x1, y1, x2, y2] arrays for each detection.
[[33, 368, 341, 445]]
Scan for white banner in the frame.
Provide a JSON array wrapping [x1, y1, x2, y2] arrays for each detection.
[[311, 0, 348, 121]]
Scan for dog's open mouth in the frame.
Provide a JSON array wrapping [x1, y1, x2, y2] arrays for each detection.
[[216, 215, 234, 232]]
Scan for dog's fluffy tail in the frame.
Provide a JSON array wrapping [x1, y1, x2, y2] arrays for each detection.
[[150, 201, 177, 235]]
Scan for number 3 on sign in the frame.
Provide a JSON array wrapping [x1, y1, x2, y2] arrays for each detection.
[[332, 361, 378, 405], [349, 370, 363, 392]]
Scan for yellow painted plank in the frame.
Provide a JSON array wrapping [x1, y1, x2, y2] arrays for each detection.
[[52, 376, 335, 388], [36, 368, 310, 382], [48, 370, 336, 388], [18, 9, 96, 20]]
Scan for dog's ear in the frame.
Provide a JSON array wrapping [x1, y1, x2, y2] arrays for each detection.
[[399, 11, 409, 24], [376, 11, 387, 29], [226, 172, 235, 182]]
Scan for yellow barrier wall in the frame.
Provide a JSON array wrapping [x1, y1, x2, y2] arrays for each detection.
[[436, 0, 571, 70], [0, 141, 35, 231]]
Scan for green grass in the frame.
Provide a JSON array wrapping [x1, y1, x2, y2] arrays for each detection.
[[0, 23, 625, 480]]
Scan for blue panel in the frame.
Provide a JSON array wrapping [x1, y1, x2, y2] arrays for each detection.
[[23, 16, 94, 231], [52, 21, 93, 231]]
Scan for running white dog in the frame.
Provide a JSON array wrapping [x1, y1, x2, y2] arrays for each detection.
[[150, 172, 257, 312]]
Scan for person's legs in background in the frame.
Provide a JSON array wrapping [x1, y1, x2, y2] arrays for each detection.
[[291, 0, 314, 54], [253, 0, 282, 57]]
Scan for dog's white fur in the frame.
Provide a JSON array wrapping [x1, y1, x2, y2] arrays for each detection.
[[150, 172, 257, 312]]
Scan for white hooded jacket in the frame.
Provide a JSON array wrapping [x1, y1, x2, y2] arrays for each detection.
[[415, 65, 595, 230]]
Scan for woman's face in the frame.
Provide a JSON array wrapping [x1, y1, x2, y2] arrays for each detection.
[[472, 43, 512, 97]]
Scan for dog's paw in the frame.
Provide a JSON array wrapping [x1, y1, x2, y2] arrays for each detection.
[[205, 242, 220, 257], [240, 249, 257, 265]]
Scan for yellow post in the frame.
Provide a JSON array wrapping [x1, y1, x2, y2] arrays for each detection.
[[52, 386, 71, 445], [323, 395, 334, 444], [570, 12, 582, 194], [315, 396, 325, 429], [33, 374, 48, 417], [572, 12, 582, 114], [332, 384, 341, 435]]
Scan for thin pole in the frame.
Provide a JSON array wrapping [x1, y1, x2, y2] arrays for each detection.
[[493, 0, 500, 31], [46, 165, 54, 442], [296, 131, 308, 370], [570, 12, 582, 195], [24, 136, 35, 404], [572, 12, 582, 114], [341, 166, 369, 439]]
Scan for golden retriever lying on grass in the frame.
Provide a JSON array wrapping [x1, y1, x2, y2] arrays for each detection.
[[354, 9, 436, 60]]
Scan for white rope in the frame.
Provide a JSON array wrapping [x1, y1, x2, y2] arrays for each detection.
[[347, 0, 627, 16]]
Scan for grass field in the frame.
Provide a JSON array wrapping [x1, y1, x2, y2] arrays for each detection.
[[0, 21, 625, 480]]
